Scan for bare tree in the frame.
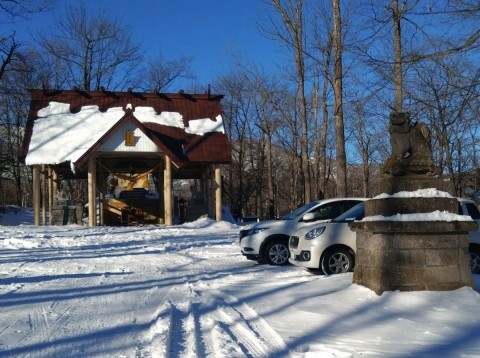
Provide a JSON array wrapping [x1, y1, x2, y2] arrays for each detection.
[[0, 0, 55, 82], [0, 35, 19, 82], [36, 3, 142, 91], [332, 0, 347, 196], [309, 2, 333, 199], [142, 54, 193, 92], [0, 0, 55, 18], [270, 0, 311, 204], [359, 0, 480, 112], [0, 0, 56, 206], [391, 0, 404, 112], [409, 58, 480, 195]]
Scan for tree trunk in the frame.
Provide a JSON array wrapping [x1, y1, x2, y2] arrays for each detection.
[[392, 0, 403, 112], [332, 0, 347, 197], [272, 0, 310, 204]]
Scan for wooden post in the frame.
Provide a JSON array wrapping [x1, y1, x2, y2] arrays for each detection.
[[88, 158, 97, 227], [157, 164, 164, 224], [164, 156, 172, 225], [215, 165, 222, 221], [32, 165, 40, 226], [98, 159, 104, 225], [52, 170, 58, 203], [48, 166, 53, 225], [41, 164, 46, 225]]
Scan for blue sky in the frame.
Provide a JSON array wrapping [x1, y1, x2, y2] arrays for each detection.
[[9, 0, 283, 91]]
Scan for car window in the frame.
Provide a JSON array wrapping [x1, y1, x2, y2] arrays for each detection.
[[333, 202, 365, 222], [346, 200, 363, 211], [309, 201, 349, 220], [463, 202, 480, 219], [282, 201, 320, 220]]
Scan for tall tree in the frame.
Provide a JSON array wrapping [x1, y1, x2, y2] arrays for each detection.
[[332, 0, 347, 196], [271, 0, 311, 204], [409, 58, 480, 195], [0, 0, 55, 81], [0, 0, 56, 206], [360, 0, 480, 113], [391, 0, 403, 112], [36, 3, 142, 91]]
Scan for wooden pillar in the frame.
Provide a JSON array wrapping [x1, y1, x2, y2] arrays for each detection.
[[41, 164, 46, 225], [48, 167, 54, 225], [52, 170, 58, 203], [88, 158, 97, 227], [32, 165, 41, 226], [157, 164, 164, 224], [98, 160, 104, 225], [215, 165, 222, 221], [164, 156, 172, 225]]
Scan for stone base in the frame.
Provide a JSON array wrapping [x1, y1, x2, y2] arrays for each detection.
[[349, 197, 476, 295], [380, 175, 446, 195], [365, 197, 458, 217], [351, 221, 475, 294]]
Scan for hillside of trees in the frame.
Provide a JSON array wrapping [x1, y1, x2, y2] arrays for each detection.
[[1, 1, 479, 220]]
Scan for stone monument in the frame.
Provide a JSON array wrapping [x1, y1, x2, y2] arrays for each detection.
[[349, 111, 475, 294]]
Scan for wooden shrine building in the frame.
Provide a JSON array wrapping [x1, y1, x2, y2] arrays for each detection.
[[19, 88, 232, 226]]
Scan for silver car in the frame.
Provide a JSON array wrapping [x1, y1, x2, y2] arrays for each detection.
[[239, 198, 367, 266], [289, 198, 480, 275], [288, 202, 364, 274]]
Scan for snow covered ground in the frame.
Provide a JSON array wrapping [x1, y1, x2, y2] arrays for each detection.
[[1, 206, 480, 357]]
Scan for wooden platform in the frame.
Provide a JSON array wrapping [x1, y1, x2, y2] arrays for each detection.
[[104, 195, 162, 225]]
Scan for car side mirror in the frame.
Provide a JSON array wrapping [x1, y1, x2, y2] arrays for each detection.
[[302, 212, 315, 222]]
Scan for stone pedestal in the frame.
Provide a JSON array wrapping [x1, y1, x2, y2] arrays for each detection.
[[349, 197, 476, 295], [380, 175, 446, 195], [51, 199, 78, 225]]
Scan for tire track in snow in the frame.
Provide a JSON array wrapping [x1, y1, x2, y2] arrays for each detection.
[[137, 287, 288, 357], [202, 291, 289, 358], [137, 299, 206, 358]]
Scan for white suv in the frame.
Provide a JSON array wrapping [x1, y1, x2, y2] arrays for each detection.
[[289, 198, 480, 274], [239, 198, 366, 265]]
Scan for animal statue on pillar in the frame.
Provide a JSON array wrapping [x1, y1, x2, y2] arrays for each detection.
[[383, 112, 438, 176]]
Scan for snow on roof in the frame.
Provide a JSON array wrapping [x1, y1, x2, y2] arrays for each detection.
[[25, 101, 225, 166]]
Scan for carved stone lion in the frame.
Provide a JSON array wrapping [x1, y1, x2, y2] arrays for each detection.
[[382, 112, 438, 176]]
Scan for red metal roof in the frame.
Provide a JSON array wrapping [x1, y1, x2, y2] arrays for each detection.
[[20, 88, 232, 172]]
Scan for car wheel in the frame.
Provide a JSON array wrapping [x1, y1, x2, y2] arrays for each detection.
[[264, 240, 289, 266], [321, 248, 354, 275], [470, 248, 480, 274]]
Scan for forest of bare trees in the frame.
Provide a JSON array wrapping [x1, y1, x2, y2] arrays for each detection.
[[1, 0, 479, 220]]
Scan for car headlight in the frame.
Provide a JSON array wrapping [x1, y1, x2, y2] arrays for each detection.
[[246, 227, 269, 236], [305, 226, 325, 240]]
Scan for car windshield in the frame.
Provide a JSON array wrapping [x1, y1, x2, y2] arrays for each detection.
[[332, 202, 365, 222], [281, 201, 320, 220]]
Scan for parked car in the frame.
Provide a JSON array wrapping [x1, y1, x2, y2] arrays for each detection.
[[288, 198, 480, 275], [239, 198, 367, 266]]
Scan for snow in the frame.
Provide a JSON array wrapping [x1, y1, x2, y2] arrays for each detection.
[[365, 188, 471, 222], [26, 101, 225, 166], [374, 188, 454, 199], [362, 210, 473, 222], [1, 207, 480, 357]]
